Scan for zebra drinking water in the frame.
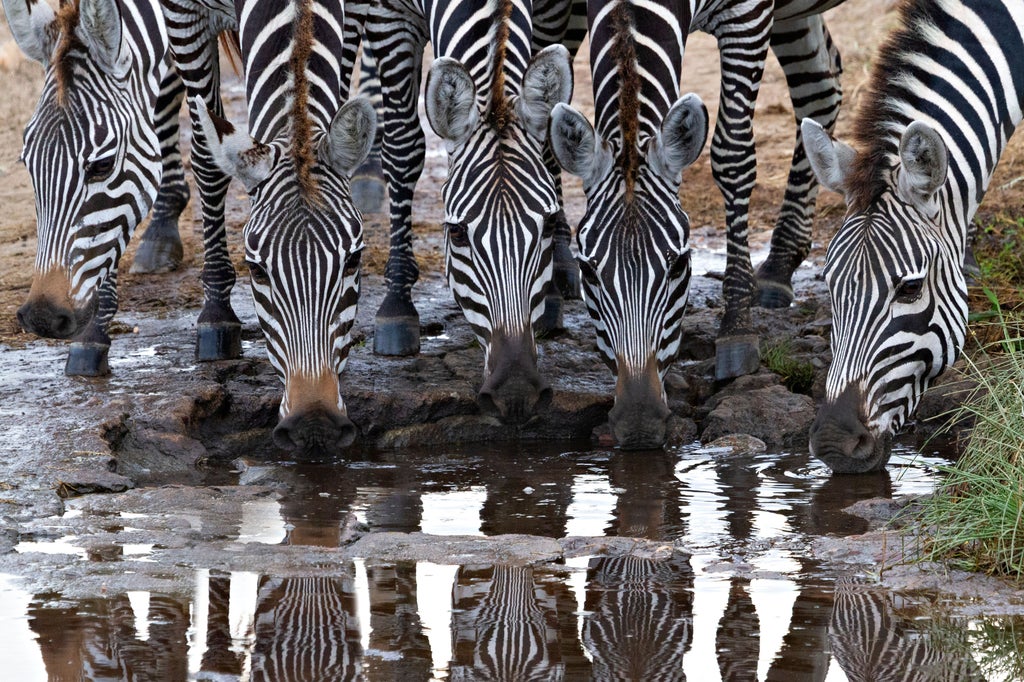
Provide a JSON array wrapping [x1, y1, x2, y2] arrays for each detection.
[[195, 0, 376, 453], [550, 0, 709, 449], [804, 0, 1023, 473], [352, 0, 575, 423], [6, 0, 173, 376], [550, 0, 847, 447]]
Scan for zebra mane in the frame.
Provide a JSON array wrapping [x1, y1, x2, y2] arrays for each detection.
[[485, 0, 516, 131], [289, 0, 320, 201], [848, 0, 943, 210], [610, 1, 641, 201], [51, 0, 82, 108]]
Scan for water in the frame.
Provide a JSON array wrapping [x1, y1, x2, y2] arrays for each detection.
[[3, 442, 1023, 680]]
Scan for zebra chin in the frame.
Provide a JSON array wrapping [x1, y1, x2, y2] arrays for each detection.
[[809, 387, 895, 474], [608, 363, 671, 450], [17, 292, 98, 340], [476, 331, 552, 426], [272, 408, 357, 458]]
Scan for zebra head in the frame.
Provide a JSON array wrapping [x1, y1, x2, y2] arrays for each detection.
[[550, 95, 708, 449], [803, 119, 966, 474], [8, 0, 165, 340], [424, 45, 574, 425], [196, 98, 376, 455]]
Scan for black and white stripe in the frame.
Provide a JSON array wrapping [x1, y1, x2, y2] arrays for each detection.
[[8, 0, 170, 374], [352, 0, 575, 424], [197, 0, 375, 454], [805, 0, 1024, 473]]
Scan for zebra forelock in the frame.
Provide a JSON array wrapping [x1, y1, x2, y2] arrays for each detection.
[[51, 0, 83, 108]]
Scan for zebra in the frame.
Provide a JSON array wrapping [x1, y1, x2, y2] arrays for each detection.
[[449, 564, 565, 680], [550, 0, 848, 447], [828, 578, 985, 680], [195, 0, 376, 452], [6, 0, 176, 376], [580, 555, 694, 679], [349, 0, 575, 423], [803, 0, 1024, 473]]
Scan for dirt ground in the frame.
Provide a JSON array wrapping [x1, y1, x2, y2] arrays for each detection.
[[1, 0, 1023, 342]]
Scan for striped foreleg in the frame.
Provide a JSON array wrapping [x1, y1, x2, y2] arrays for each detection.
[[755, 14, 842, 307], [350, 39, 388, 215], [166, 10, 242, 361], [365, 18, 428, 356], [65, 269, 118, 376], [131, 67, 190, 274], [707, 3, 773, 380]]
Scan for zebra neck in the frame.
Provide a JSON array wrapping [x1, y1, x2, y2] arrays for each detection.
[[852, 0, 1024, 250], [429, 0, 532, 110], [239, 0, 345, 143], [589, 0, 688, 170]]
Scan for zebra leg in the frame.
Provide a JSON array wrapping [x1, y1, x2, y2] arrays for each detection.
[[709, 10, 773, 380], [166, 12, 242, 361], [65, 270, 118, 376], [350, 40, 387, 214], [533, 0, 587, 302], [131, 67, 189, 274], [366, 18, 428, 356], [755, 14, 842, 308]]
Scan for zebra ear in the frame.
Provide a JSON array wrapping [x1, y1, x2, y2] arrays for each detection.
[[802, 118, 856, 195], [193, 96, 274, 192], [78, 0, 131, 78], [425, 57, 479, 147], [3, 0, 58, 65], [649, 94, 708, 183], [321, 98, 377, 177], [517, 44, 573, 141], [897, 121, 948, 207], [549, 103, 611, 187]]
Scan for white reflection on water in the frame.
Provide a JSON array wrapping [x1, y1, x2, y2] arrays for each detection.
[[0, 574, 47, 682], [419, 487, 486, 535], [416, 562, 460, 681], [564, 473, 617, 536]]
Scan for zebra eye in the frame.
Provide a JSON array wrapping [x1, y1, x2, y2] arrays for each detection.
[[447, 222, 470, 249], [895, 277, 924, 303], [85, 155, 116, 182], [247, 261, 271, 286], [343, 249, 362, 278]]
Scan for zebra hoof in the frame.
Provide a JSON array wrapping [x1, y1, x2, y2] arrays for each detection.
[[130, 236, 184, 274], [196, 322, 242, 361], [373, 317, 420, 356], [715, 334, 760, 380], [535, 295, 564, 336], [65, 342, 111, 377], [756, 280, 794, 309], [554, 261, 581, 301]]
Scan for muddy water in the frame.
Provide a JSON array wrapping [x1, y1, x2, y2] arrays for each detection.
[[2, 441, 1023, 680]]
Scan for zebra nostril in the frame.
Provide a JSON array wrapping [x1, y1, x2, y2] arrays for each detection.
[[53, 309, 76, 338], [273, 422, 298, 451]]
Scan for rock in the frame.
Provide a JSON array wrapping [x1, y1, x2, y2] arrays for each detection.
[[703, 434, 767, 455], [53, 467, 134, 497], [914, 362, 978, 441], [701, 384, 815, 449], [665, 415, 699, 447], [842, 495, 923, 530]]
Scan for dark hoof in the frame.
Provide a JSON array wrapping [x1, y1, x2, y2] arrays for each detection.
[[130, 237, 184, 274], [756, 279, 794, 308], [196, 322, 242, 361], [65, 343, 110, 377], [535, 294, 564, 336], [554, 261, 581, 300], [373, 317, 420, 356], [715, 334, 760, 380]]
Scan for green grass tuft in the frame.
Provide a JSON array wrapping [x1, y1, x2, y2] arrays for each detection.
[[916, 306, 1024, 579], [761, 339, 816, 394]]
